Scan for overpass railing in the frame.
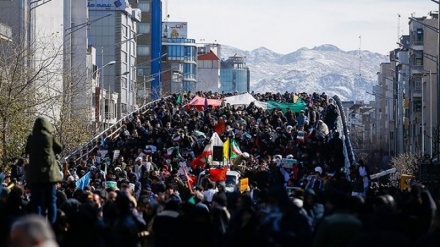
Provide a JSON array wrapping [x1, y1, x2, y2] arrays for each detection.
[[62, 95, 172, 164]]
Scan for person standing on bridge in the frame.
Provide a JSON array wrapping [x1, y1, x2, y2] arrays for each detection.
[[24, 116, 64, 224]]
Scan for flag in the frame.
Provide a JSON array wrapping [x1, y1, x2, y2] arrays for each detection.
[[190, 133, 223, 169], [181, 164, 196, 193], [297, 130, 305, 142], [209, 165, 228, 182], [230, 139, 242, 159], [190, 143, 212, 169], [223, 138, 230, 160], [204, 97, 208, 109], [76, 172, 91, 190], [100, 135, 106, 148], [293, 94, 299, 103], [194, 130, 206, 138], [167, 146, 178, 156], [215, 118, 226, 135], [166, 146, 181, 159], [176, 94, 181, 104]]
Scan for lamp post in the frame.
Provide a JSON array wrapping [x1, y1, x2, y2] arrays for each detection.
[[93, 60, 115, 131], [393, 59, 438, 157]]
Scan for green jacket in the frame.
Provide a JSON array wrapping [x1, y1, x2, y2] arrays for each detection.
[[25, 117, 64, 184]]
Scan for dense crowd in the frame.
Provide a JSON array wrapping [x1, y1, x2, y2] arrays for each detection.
[[1, 91, 439, 247]]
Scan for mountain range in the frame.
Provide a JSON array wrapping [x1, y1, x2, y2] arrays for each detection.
[[220, 44, 389, 101]]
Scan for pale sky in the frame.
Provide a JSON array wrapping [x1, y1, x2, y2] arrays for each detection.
[[167, 0, 436, 55]]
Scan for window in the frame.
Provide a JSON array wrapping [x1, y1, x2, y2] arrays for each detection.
[[138, 45, 150, 56], [414, 76, 422, 91], [137, 67, 151, 76], [138, 23, 151, 34], [121, 51, 127, 63], [121, 77, 127, 89], [122, 25, 128, 38], [416, 28, 423, 42], [138, 2, 150, 12]]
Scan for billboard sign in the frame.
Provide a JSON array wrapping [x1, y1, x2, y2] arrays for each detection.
[[163, 22, 188, 39], [88, 0, 127, 10]]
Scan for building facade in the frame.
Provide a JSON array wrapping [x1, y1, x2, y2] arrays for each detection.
[[220, 55, 250, 93], [162, 32, 198, 94], [374, 10, 439, 161], [0, 0, 65, 119], [196, 50, 220, 92], [88, 0, 141, 121]]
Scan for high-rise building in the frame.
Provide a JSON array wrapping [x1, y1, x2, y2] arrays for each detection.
[[64, 0, 99, 125], [0, 0, 64, 118], [128, 0, 164, 103], [220, 55, 250, 94], [88, 0, 141, 121], [162, 21, 197, 94]]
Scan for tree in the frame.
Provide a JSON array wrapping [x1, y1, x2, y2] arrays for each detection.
[[0, 35, 62, 169], [0, 32, 96, 171], [390, 152, 423, 176]]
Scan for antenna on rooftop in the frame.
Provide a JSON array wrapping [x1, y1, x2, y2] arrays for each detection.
[[356, 35, 362, 99], [397, 13, 401, 42], [358, 35, 362, 78]]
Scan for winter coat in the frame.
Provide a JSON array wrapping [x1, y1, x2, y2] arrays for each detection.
[[25, 116, 64, 184]]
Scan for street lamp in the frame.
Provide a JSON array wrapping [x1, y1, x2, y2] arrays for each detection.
[[393, 60, 438, 157], [93, 60, 115, 130]]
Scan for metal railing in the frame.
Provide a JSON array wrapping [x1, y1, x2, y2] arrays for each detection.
[[333, 95, 356, 167], [62, 95, 172, 163]]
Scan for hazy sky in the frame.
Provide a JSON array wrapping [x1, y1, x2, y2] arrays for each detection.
[[167, 0, 436, 55]]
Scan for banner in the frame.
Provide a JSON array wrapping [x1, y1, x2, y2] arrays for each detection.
[[240, 177, 249, 193], [76, 172, 91, 190], [266, 98, 307, 113], [281, 158, 298, 169], [105, 181, 117, 189]]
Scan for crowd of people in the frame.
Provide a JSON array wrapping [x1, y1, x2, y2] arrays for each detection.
[[1, 91, 439, 247]]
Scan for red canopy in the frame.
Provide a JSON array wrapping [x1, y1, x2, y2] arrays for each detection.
[[186, 96, 223, 111]]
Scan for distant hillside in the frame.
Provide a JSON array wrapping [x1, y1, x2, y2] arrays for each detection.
[[220, 44, 388, 101]]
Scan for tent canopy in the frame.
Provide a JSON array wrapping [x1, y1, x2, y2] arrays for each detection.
[[223, 92, 267, 109], [186, 96, 223, 111]]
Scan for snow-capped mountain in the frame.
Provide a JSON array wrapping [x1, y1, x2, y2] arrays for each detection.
[[220, 44, 389, 101]]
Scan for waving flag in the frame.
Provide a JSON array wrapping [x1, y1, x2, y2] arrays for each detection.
[[223, 138, 230, 160], [181, 164, 196, 193], [194, 130, 206, 138], [204, 97, 209, 109], [209, 165, 228, 182], [76, 172, 91, 190], [190, 133, 223, 169], [297, 130, 305, 142], [190, 143, 212, 169], [230, 138, 242, 159]]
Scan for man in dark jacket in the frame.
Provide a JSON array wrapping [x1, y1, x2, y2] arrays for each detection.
[[11, 158, 25, 183], [24, 116, 64, 224]]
